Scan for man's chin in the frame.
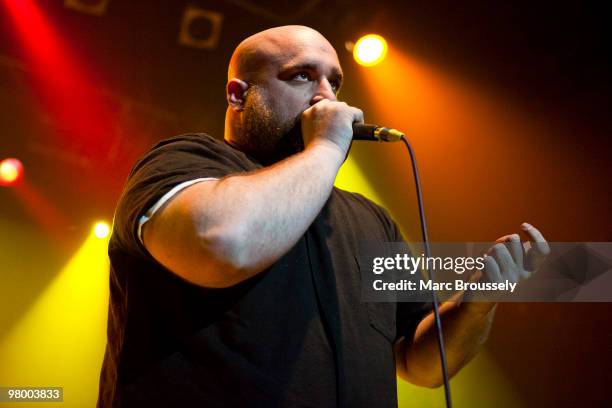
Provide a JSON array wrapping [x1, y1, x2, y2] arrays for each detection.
[[258, 124, 303, 165], [238, 118, 303, 165]]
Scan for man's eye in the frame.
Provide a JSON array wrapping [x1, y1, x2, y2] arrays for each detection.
[[293, 72, 310, 81]]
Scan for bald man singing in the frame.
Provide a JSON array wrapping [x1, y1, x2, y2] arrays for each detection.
[[98, 26, 548, 407]]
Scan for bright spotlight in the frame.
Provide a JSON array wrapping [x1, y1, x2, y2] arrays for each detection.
[[93, 222, 110, 239], [353, 34, 388, 67], [0, 158, 24, 186]]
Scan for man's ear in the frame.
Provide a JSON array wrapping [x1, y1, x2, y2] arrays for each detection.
[[227, 78, 249, 111]]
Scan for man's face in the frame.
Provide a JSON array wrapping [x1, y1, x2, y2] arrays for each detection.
[[238, 30, 344, 164]]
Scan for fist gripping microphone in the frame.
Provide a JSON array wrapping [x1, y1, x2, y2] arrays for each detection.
[[352, 123, 404, 142]]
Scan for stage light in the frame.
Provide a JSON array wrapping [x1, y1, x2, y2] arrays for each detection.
[[64, 0, 109, 16], [0, 158, 24, 186], [93, 221, 110, 239], [0, 234, 110, 407], [178, 5, 223, 49], [353, 34, 388, 67]]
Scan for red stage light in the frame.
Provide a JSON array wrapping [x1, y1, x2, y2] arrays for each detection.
[[0, 158, 24, 186]]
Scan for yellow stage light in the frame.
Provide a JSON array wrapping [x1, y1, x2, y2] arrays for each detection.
[[93, 221, 110, 238], [353, 34, 388, 67], [0, 233, 110, 407]]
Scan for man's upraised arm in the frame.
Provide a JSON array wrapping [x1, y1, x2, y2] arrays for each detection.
[[142, 100, 362, 288]]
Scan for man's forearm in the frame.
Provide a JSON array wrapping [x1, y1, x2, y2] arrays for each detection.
[[198, 142, 344, 276], [397, 300, 496, 388]]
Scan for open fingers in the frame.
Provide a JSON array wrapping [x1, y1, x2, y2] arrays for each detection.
[[487, 243, 519, 283], [521, 222, 550, 271], [497, 233, 524, 271], [481, 252, 502, 283]]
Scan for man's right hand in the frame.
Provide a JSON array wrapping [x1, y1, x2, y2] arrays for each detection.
[[301, 99, 364, 157]]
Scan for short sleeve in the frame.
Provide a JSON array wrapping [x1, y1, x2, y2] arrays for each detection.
[[136, 177, 218, 245], [110, 133, 258, 259]]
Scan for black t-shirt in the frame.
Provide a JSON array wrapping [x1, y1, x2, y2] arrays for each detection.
[[98, 133, 431, 408]]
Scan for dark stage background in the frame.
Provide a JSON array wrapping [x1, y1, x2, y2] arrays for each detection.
[[1, 1, 610, 406]]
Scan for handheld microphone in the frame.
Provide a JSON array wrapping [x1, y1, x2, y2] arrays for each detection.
[[352, 123, 404, 142]]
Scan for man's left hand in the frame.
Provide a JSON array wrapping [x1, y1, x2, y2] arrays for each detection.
[[466, 222, 550, 310]]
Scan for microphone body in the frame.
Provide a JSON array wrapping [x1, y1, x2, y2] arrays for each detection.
[[352, 123, 404, 142]]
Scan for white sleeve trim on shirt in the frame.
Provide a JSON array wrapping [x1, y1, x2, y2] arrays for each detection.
[[137, 177, 218, 245]]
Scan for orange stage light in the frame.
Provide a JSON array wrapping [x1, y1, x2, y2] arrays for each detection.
[[353, 34, 388, 67]]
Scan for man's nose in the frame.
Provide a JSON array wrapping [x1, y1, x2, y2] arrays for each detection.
[[310, 78, 337, 105]]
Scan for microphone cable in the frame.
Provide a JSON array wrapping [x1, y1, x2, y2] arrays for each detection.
[[400, 134, 452, 408], [352, 123, 452, 408]]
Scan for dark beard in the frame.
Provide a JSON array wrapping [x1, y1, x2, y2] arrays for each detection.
[[236, 87, 305, 165]]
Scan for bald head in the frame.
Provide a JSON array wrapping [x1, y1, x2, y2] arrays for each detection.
[[224, 25, 343, 164], [228, 25, 338, 82]]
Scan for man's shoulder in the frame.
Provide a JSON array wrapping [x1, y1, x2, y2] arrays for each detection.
[[148, 132, 223, 152], [128, 133, 251, 177], [158, 132, 216, 143]]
